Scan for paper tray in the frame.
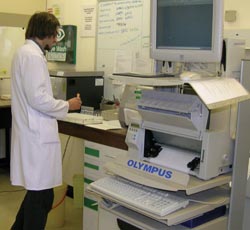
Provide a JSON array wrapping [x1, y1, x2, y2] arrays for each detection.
[[104, 160, 232, 195]]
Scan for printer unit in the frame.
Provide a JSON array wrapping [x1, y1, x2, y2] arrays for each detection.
[[125, 88, 234, 180]]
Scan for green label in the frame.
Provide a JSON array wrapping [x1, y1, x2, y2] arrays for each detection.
[[85, 147, 100, 158], [84, 177, 94, 184], [84, 162, 99, 171]]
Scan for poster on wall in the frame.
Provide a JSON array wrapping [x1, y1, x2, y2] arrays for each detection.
[[47, 2, 65, 24]]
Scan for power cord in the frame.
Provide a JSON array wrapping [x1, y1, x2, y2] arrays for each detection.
[[62, 135, 71, 162], [53, 134, 72, 208]]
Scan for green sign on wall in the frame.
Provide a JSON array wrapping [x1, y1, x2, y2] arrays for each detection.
[[47, 25, 77, 64]]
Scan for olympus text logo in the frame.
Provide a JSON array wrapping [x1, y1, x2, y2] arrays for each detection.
[[127, 159, 172, 179]]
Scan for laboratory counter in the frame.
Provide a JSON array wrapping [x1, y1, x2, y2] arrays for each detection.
[[0, 101, 11, 166], [0, 101, 127, 149], [0, 100, 128, 151], [0, 99, 11, 108], [0, 101, 128, 167], [0, 100, 11, 128]]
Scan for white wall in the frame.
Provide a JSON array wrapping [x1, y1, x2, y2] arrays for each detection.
[[1, 0, 248, 72], [0, 0, 46, 95], [0, 0, 46, 15], [46, 0, 250, 71], [224, 0, 250, 29], [1, 0, 250, 87], [46, 0, 97, 71]]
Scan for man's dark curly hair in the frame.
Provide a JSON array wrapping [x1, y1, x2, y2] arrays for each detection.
[[25, 12, 60, 39]]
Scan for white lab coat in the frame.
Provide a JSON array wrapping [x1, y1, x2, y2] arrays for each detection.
[[10, 40, 69, 190]]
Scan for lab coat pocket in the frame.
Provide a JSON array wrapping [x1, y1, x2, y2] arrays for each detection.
[[40, 116, 60, 144]]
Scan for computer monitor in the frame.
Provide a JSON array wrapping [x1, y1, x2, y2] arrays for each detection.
[[150, 0, 223, 63]]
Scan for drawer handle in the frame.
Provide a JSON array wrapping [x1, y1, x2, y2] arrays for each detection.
[[91, 202, 98, 207], [103, 154, 116, 159]]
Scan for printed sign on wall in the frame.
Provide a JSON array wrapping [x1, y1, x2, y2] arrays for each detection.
[[47, 25, 77, 64]]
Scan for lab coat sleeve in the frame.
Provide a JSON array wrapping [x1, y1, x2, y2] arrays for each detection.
[[21, 53, 69, 119]]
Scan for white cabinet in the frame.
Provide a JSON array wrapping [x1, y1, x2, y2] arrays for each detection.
[[83, 140, 127, 230]]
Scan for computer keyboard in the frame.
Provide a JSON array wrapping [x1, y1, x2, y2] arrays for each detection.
[[61, 113, 103, 125], [89, 176, 189, 217]]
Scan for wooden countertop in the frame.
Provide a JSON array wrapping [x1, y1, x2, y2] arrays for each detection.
[[58, 120, 128, 150]]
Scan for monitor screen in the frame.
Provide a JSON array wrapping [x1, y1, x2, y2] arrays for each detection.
[[150, 0, 223, 63]]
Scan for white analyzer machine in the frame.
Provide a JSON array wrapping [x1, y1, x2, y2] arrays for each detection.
[[87, 77, 250, 230], [126, 87, 233, 181]]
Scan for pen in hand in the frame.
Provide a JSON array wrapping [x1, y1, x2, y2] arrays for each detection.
[[77, 93, 82, 105]]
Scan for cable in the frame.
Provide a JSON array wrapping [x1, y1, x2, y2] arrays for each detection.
[[52, 186, 68, 209], [52, 134, 72, 209], [62, 135, 71, 162]]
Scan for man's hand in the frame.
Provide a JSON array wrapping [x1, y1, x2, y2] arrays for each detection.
[[68, 93, 82, 111]]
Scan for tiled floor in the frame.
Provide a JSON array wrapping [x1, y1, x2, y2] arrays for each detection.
[[0, 167, 82, 230]]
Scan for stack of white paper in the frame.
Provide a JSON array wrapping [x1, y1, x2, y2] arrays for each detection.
[[148, 145, 199, 174]]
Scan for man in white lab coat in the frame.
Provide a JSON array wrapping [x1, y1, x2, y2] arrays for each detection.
[[10, 12, 82, 230]]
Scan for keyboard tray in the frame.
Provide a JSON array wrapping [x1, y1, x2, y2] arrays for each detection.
[[87, 178, 230, 226], [89, 176, 189, 217], [113, 72, 175, 78]]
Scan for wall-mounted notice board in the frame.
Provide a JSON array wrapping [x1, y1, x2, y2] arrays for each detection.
[[95, 0, 153, 75]]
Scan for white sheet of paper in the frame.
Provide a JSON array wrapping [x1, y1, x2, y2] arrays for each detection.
[[86, 120, 122, 130], [189, 77, 250, 109]]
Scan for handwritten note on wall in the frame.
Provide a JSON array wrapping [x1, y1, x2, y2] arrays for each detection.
[[98, 0, 144, 49], [96, 0, 152, 75]]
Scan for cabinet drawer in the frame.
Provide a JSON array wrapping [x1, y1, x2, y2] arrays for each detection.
[[84, 140, 127, 163]]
